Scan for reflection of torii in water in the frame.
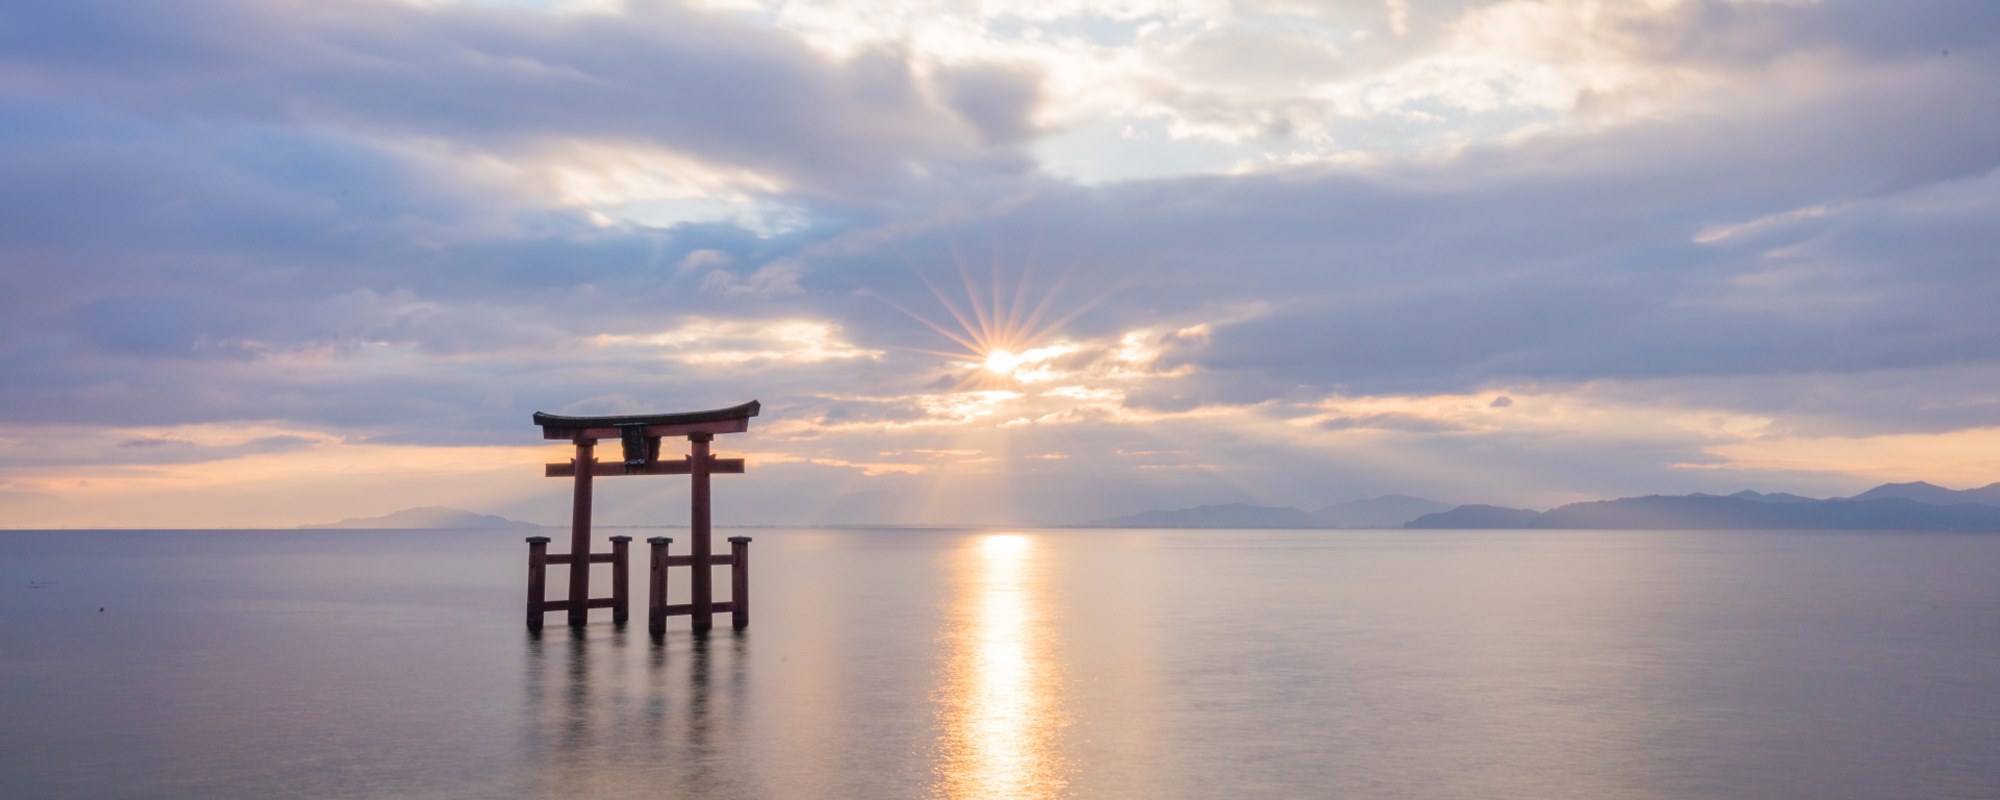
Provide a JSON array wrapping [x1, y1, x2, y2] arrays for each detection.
[[524, 401, 760, 635]]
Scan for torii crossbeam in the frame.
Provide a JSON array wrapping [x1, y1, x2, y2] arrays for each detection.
[[525, 400, 759, 634]]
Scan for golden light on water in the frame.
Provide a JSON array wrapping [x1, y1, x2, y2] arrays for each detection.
[[933, 534, 1071, 799]]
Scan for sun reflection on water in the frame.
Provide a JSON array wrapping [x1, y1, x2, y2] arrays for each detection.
[[933, 534, 1071, 799]]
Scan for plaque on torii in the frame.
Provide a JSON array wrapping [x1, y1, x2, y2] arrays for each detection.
[[524, 400, 759, 634]]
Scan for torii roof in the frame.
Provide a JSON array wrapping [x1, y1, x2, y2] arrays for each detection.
[[532, 400, 760, 440]]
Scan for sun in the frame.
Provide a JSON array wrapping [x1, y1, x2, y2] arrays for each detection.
[[862, 237, 1116, 393], [983, 349, 1024, 377]]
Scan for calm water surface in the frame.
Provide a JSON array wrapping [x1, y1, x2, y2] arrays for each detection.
[[3, 528, 1998, 799]]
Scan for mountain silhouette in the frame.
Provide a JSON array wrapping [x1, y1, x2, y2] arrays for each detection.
[[300, 507, 541, 529], [1084, 495, 1450, 529], [1846, 481, 2000, 505], [1401, 504, 1543, 529], [1307, 495, 1454, 527], [1409, 485, 2000, 531], [1084, 503, 1314, 528]]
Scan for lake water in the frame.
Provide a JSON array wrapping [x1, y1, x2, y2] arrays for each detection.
[[2, 528, 1998, 799]]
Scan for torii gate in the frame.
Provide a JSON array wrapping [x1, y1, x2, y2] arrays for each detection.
[[523, 401, 759, 634]]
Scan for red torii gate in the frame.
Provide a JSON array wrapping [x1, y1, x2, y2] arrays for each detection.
[[523, 401, 759, 634]]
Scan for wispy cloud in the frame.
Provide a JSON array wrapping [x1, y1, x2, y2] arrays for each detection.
[[2, 0, 1997, 525]]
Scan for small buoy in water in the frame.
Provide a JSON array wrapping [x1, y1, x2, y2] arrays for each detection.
[[100, 608, 105, 613]]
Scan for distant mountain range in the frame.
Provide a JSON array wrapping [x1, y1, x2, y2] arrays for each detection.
[[1407, 481, 2000, 531], [300, 507, 542, 529], [1081, 495, 1452, 529], [1080, 482, 2000, 532], [1405, 504, 1543, 529], [1848, 481, 2000, 505], [1313, 495, 1458, 527]]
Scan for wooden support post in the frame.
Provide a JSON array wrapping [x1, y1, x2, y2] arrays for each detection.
[[690, 433, 714, 634], [526, 536, 550, 631], [647, 537, 672, 635], [610, 535, 631, 625], [568, 439, 595, 627], [728, 536, 751, 630]]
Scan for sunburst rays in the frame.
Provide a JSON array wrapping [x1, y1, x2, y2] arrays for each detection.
[[870, 234, 1117, 392]]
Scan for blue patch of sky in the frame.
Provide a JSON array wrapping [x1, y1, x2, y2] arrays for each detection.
[[592, 197, 814, 238], [0, 102, 152, 146], [214, 128, 405, 196]]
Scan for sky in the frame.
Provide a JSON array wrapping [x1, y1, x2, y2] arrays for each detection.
[[2, 0, 1998, 528]]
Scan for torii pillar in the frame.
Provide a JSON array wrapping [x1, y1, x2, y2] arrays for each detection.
[[526, 401, 759, 633]]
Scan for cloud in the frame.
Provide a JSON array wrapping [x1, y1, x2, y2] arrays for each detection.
[[2, 1, 1039, 197], [593, 318, 881, 365], [938, 62, 1045, 146], [1317, 413, 1465, 433], [3, 0, 1999, 525], [119, 437, 189, 449]]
